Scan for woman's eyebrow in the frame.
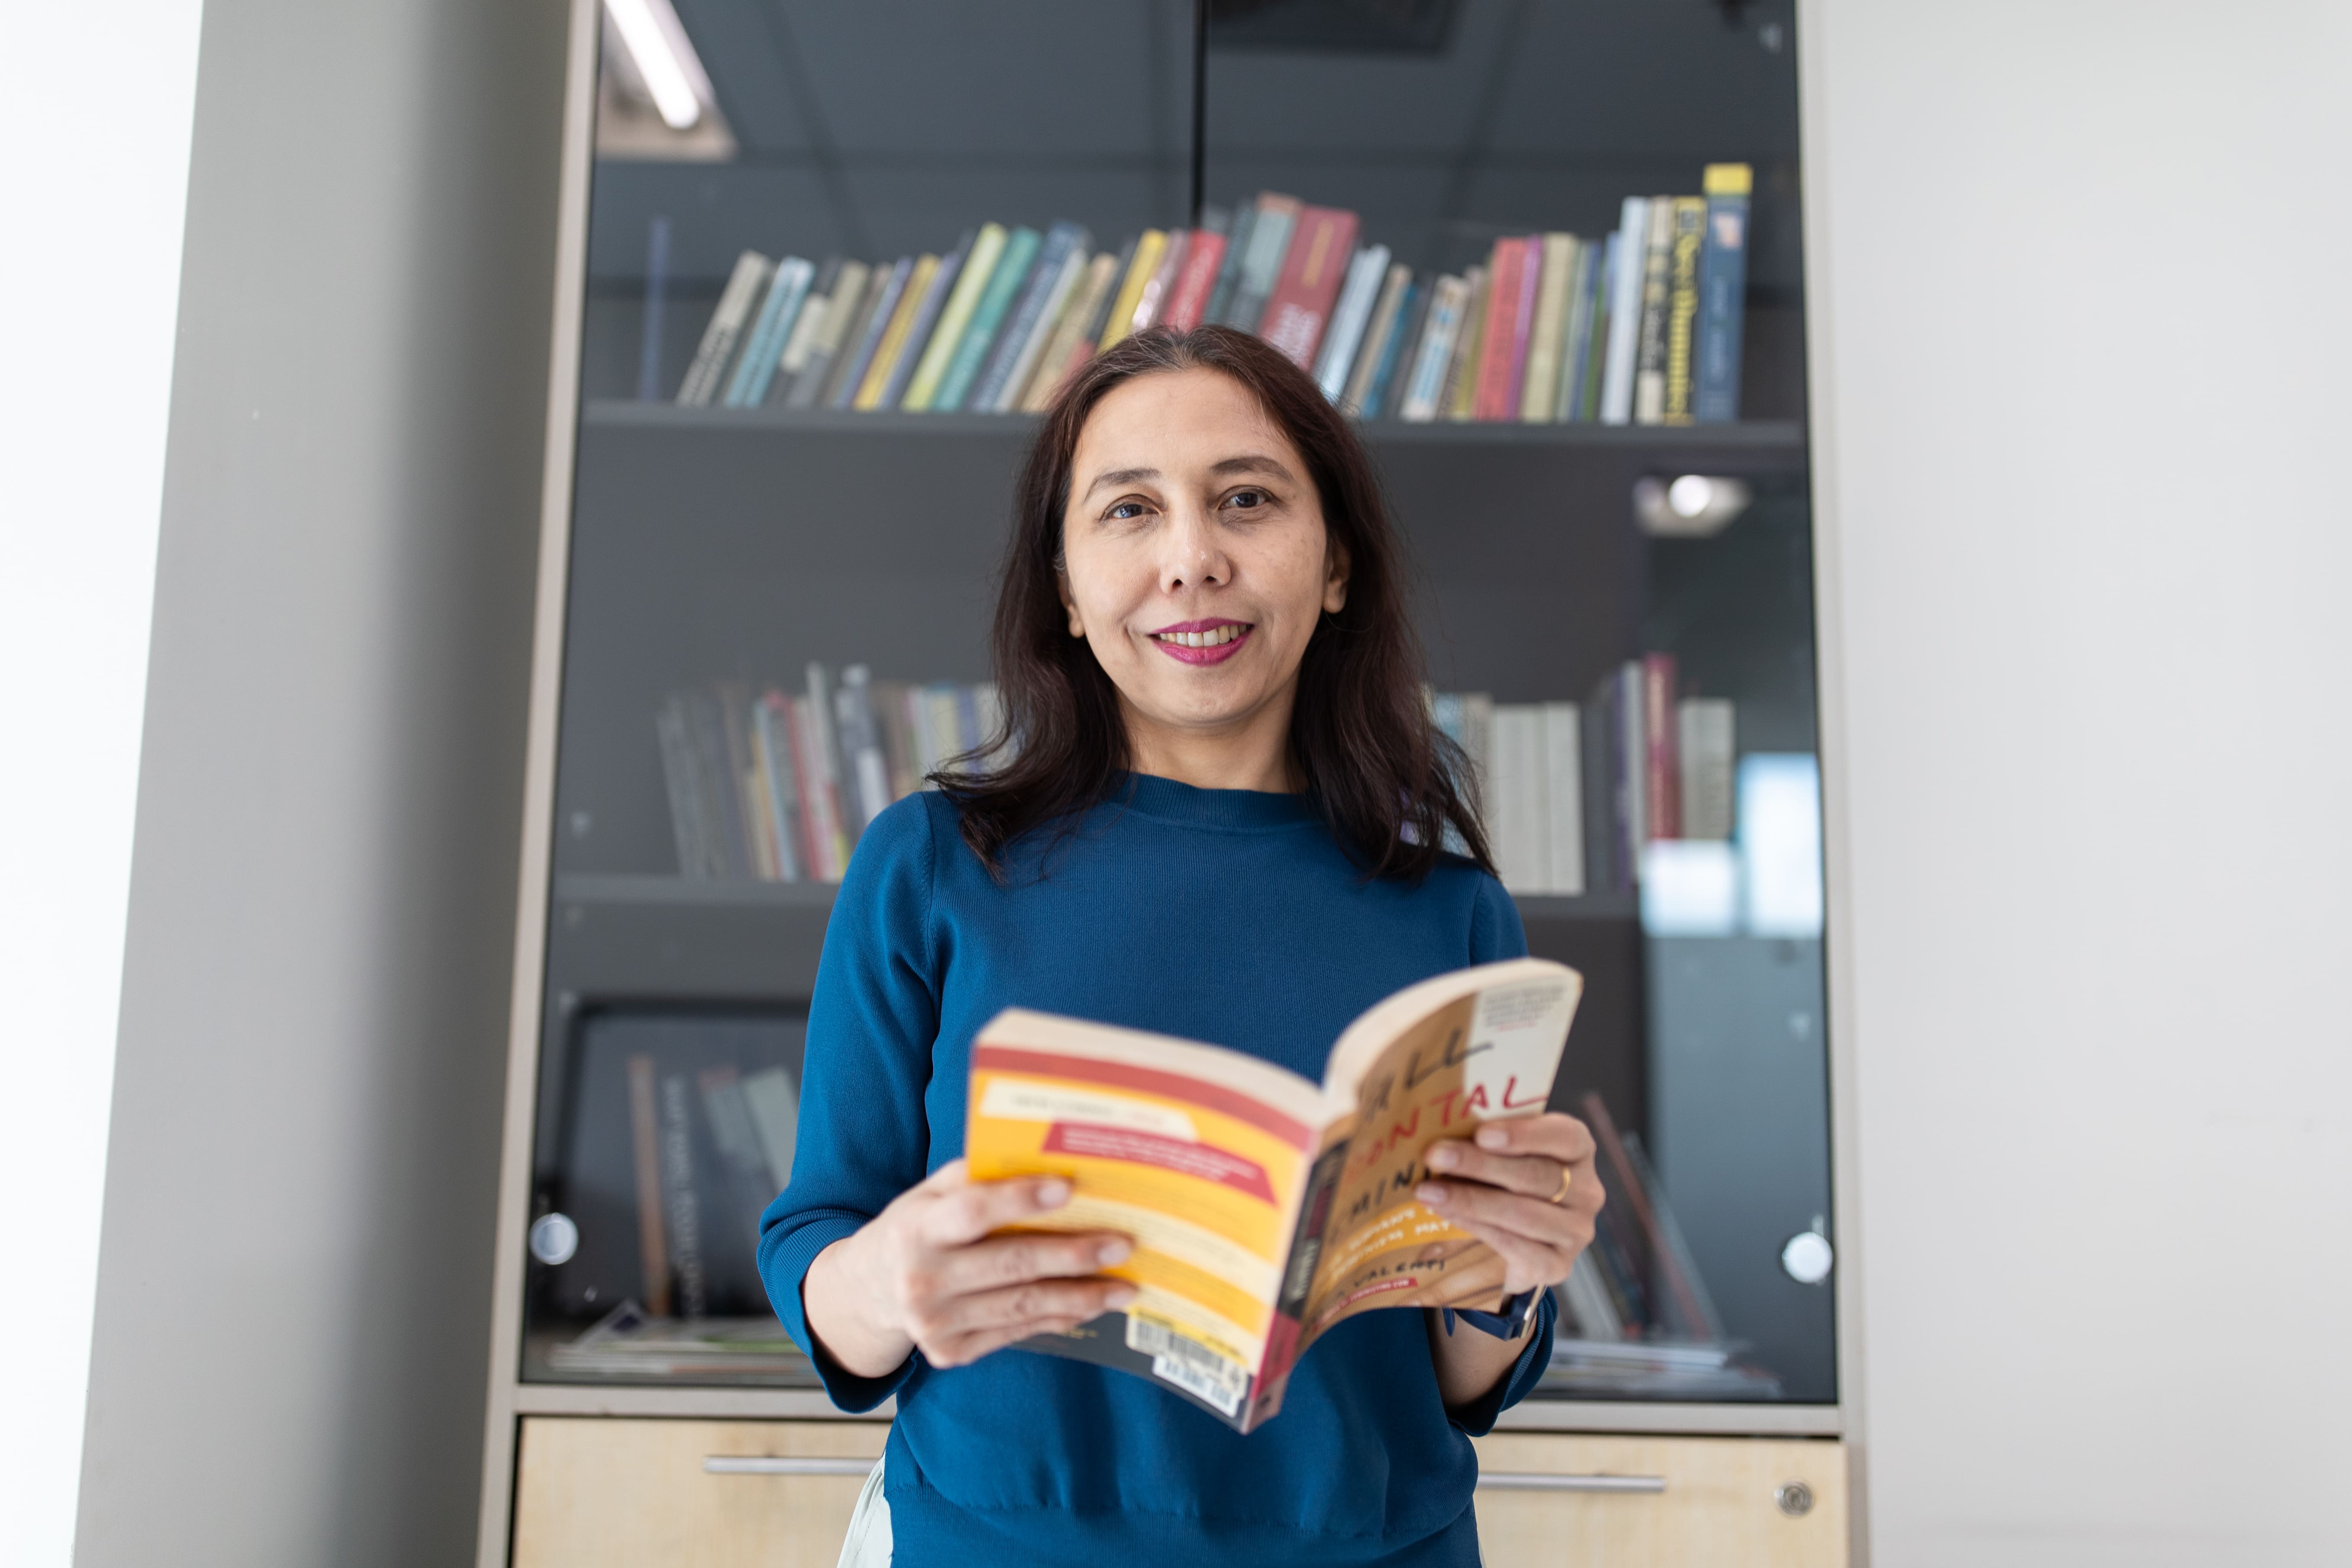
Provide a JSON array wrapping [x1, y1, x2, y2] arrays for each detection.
[[1082, 466, 1161, 499], [1209, 453, 1296, 482]]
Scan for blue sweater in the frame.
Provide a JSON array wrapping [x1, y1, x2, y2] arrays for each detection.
[[760, 776, 1554, 1568]]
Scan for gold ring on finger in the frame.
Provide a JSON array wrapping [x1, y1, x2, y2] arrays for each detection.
[[1550, 1165, 1573, 1204]]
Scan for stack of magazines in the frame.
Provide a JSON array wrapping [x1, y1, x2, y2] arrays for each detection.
[[548, 1301, 814, 1380]]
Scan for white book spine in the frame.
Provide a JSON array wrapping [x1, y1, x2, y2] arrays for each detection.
[[1313, 244, 1391, 400], [1598, 199, 1649, 425], [678, 250, 773, 406], [1677, 698, 1737, 841], [1399, 275, 1469, 423], [1541, 701, 1585, 895], [1491, 705, 1549, 892], [776, 271, 836, 377]]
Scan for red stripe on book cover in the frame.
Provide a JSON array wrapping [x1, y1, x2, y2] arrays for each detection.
[[972, 1044, 1317, 1149], [1042, 1122, 1276, 1203], [1258, 206, 1360, 369], [1473, 238, 1529, 420], [1503, 234, 1542, 418], [1162, 230, 1228, 332]]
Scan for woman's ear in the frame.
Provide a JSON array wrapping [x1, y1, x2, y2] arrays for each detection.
[[1057, 573, 1085, 638], [1323, 537, 1352, 615]]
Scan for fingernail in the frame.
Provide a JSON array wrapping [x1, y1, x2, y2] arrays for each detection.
[[1036, 1179, 1071, 1208], [1475, 1126, 1509, 1150], [1106, 1285, 1138, 1308], [1097, 1239, 1132, 1266], [1427, 1144, 1459, 1170], [1417, 1183, 1449, 1206]]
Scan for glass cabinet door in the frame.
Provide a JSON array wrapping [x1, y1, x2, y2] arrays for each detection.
[[521, 0, 1834, 1410], [1200, 0, 1831, 1403]]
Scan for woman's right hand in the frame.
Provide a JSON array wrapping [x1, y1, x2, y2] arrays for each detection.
[[802, 1158, 1137, 1377]]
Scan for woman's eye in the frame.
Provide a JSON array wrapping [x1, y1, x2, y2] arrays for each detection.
[[1106, 500, 1150, 521], [1225, 488, 1269, 511]]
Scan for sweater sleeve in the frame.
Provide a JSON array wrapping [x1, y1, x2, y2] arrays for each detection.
[[757, 794, 941, 1412], [1451, 867, 1555, 1434]]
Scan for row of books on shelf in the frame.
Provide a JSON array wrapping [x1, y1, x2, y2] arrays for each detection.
[[656, 665, 1000, 885], [662, 164, 1753, 427]]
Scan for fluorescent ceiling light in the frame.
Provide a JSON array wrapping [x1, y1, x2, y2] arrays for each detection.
[[604, 0, 712, 131]]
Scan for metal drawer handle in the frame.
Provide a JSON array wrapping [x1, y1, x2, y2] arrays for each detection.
[[704, 1456, 877, 1477], [1476, 1472, 1667, 1494]]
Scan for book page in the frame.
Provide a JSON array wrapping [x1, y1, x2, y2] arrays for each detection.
[[964, 1009, 1328, 1416], [1295, 960, 1582, 1344]]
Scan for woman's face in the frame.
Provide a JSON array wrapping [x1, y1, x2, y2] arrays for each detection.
[[1058, 367, 1348, 764]]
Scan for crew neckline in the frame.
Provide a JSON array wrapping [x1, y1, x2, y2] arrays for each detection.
[[1109, 772, 1322, 830]]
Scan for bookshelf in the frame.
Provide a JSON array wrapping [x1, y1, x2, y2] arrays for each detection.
[[484, 1, 1844, 1563]]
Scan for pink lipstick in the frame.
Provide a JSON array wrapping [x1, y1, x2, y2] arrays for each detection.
[[1148, 618, 1253, 666]]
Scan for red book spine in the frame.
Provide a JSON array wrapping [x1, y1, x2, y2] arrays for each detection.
[[1258, 206, 1360, 369], [1163, 230, 1228, 332], [1642, 653, 1679, 840], [1503, 233, 1542, 419], [1472, 238, 1529, 420]]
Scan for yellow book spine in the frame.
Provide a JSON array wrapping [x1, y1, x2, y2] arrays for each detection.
[[1663, 197, 1706, 426], [1520, 233, 1578, 422], [853, 254, 938, 410], [1703, 162, 1753, 197], [1100, 230, 1169, 351], [903, 224, 1007, 411]]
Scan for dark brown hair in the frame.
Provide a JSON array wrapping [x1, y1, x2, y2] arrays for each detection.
[[940, 325, 1491, 881]]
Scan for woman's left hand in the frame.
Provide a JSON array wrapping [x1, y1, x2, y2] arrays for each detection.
[[1417, 1112, 1605, 1295]]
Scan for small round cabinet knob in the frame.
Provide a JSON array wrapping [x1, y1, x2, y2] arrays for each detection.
[[529, 1212, 580, 1266], [1775, 1480, 1815, 1517], [1780, 1229, 1834, 1285]]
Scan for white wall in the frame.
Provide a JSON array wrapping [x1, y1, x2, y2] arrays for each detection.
[[69, 0, 568, 1563], [1805, 3, 2352, 1564], [0, 4, 203, 1565]]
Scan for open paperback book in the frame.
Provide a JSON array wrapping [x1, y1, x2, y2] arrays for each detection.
[[965, 957, 1582, 1431]]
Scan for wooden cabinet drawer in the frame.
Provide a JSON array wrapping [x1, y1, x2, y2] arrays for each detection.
[[1472, 1434, 1847, 1568], [512, 1417, 889, 1568]]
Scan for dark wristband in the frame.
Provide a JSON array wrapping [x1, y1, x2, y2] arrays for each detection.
[[1441, 1287, 1542, 1341]]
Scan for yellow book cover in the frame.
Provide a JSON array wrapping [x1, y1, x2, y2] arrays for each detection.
[[1022, 252, 1121, 412], [1520, 233, 1579, 422], [966, 957, 1583, 1431], [853, 253, 939, 410], [1662, 197, 1707, 425], [1099, 229, 1169, 352], [903, 223, 1008, 411]]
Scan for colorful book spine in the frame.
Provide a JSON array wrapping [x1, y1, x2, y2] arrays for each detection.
[[896, 227, 991, 410], [1442, 265, 1489, 422], [751, 692, 803, 881], [859, 252, 943, 410], [1099, 229, 1168, 351], [723, 255, 816, 408], [788, 259, 871, 409], [1599, 199, 1649, 424], [1340, 262, 1411, 415], [1226, 193, 1302, 331], [1694, 163, 1752, 424], [1260, 206, 1360, 371], [1021, 250, 1120, 411], [1521, 234, 1577, 422], [827, 256, 911, 409], [1202, 202, 1258, 326], [1161, 214, 1230, 331], [1313, 243, 1390, 399], [995, 243, 1090, 411], [1662, 197, 1706, 425], [1133, 227, 1190, 333], [770, 256, 843, 403], [676, 250, 772, 406], [1472, 237, 1531, 420], [971, 223, 1086, 411], [1632, 198, 1675, 425], [1398, 273, 1468, 423], [1360, 276, 1423, 419], [1642, 653, 1679, 841], [1556, 240, 1601, 421], [935, 225, 1043, 411]]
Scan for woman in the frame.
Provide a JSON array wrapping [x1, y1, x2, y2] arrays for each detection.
[[762, 326, 1605, 1567]]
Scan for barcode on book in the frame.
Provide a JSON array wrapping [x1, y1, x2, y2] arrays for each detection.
[[1125, 1313, 1249, 1417]]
